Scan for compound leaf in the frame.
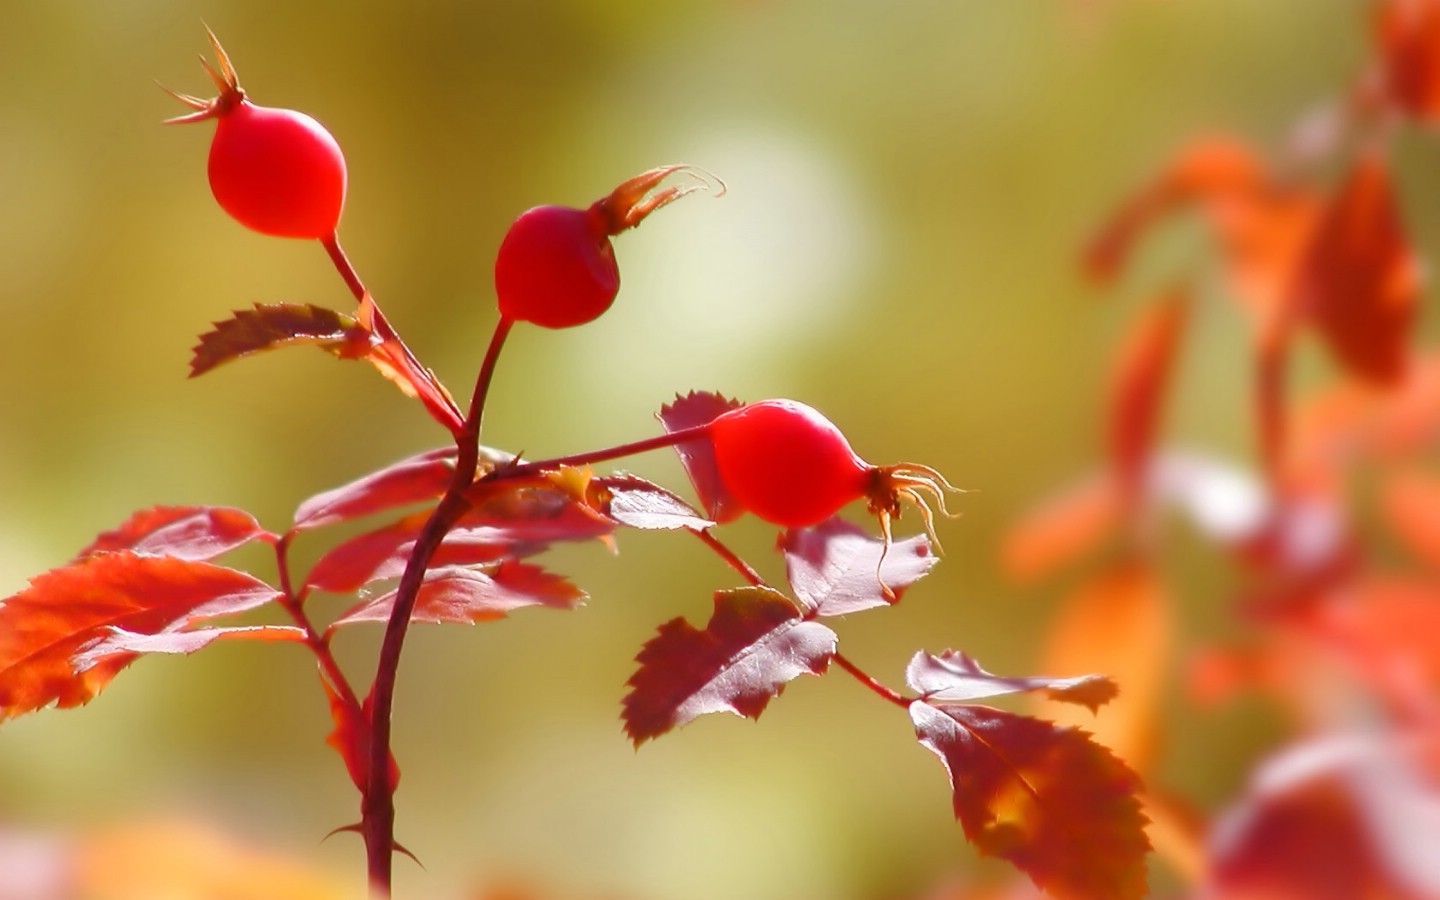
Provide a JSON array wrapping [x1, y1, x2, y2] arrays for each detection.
[[781, 518, 936, 615], [622, 586, 835, 745], [0, 552, 281, 720], [911, 702, 1150, 900]]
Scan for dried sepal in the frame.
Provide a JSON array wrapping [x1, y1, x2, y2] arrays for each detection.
[[159, 25, 244, 124], [589, 165, 726, 235]]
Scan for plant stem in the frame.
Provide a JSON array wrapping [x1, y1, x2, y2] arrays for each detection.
[[361, 315, 515, 895], [491, 423, 712, 481], [271, 534, 362, 713], [833, 653, 912, 708]]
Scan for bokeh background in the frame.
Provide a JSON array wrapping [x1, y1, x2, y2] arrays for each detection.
[[0, 1, 1380, 898]]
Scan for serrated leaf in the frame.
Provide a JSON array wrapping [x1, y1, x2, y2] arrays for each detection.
[[781, 518, 936, 615], [905, 650, 1117, 713], [622, 586, 836, 746], [657, 391, 745, 523], [0, 552, 282, 720], [910, 702, 1150, 900], [302, 511, 514, 594], [76, 506, 270, 561], [326, 562, 583, 632], [596, 474, 715, 531], [73, 625, 304, 672], [1295, 154, 1419, 385], [291, 446, 459, 532], [1108, 289, 1187, 511], [190, 303, 375, 378]]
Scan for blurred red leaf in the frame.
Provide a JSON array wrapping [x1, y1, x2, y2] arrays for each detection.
[[595, 474, 715, 531], [1295, 154, 1419, 385], [1379, 469, 1440, 570], [1376, 0, 1440, 121], [781, 518, 937, 615], [191, 303, 375, 378], [1001, 474, 1121, 583], [0, 552, 281, 720], [76, 506, 270, 561], [906, 650, 1118, 713], [1036, 562, 1172, 772], [320, 674, 398, 796], [327, 562, 583, 631], [74, 625, 304, 672], [657, 391, 746, 524], [1108, 289, 1188, 509], [291, 446, 459, 532], [1084, 136, 1263, 283], [621, 586, 836, 745], [910, 702, 1150, 900], [1315, 577, 1440, 718]]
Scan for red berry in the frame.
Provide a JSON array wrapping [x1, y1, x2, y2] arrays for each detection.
[[710, 400, 871, 528], [208, 101, 347, 239], [495, 206, 618, 329], [493, 165, 724, 329], [164, 29, 347, 240]]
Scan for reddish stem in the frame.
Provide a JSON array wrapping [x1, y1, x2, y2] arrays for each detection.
[[361, 315, 514, 895], [694, 529, 764, 586], [833, 653, 913, 708], [271, 534, 363, 713], [491, 423, 713, 481]]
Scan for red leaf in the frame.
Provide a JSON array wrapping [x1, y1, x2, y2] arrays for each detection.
[[320, 674, 398, 795], [1108, 289, 1188, 510], [781, 518, 937, 615], [910, 702, 1150, 900], [1084, 136, 1263, 283], [74, 625, 305, 671], [76, 506, 270, 561], [326, 562, 583, 631], [460, 468, 619, 546], [1001, 475, 1121, 583], [594, 474, 715, 531], [1376, 0, 1440, 122], [1295, 154, 1420, 385], [0, 553, 281, 720], [657, 391, 746, 524], [302, 513, 515, 595], [190, 303, 375, 378], [291, 446, 458, 532], [621, 586, 836, 745], [906, 650, 1118, 713]]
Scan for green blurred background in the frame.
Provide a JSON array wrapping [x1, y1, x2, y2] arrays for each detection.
[[0, 1, 1373, 897]]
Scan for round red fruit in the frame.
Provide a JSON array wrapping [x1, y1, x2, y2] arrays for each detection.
[[495, 205, 618, 329], [710, 400, 871, 528], [207, 101, 347, 239]]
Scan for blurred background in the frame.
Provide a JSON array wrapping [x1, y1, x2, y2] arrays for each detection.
[[0, 1, 1382, 898]]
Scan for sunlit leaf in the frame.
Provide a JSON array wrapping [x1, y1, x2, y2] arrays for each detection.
[[1108, 288, 1188, 509], [595, 474, 715, 531], [190, 303, 375, 378], [1294, 154, 1419, 385], [320, 674, 397, 795], [73, 625, 304, 672], [291, 446, 459, 531], [911, 702, 1149, 900], [461, 468, 618, 546], [327, 562, 583, 631], [302, 511, 513, 594], [906, 650, 1117, 713], [0, 553, 281, 720], [621, 586, 835, 745], [76, 506, 270, 561], [781, 518, 936, 615], [657, 391, 746, 523], [1035, 561, 1171, 772]]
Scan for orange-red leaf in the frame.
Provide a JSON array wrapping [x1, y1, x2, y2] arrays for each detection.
[[320, 674, 398, 795], [1108, 289, 1188, 509], [1001, 475, 1121, 583], [327, 562, 583, 631], [1035, 562, 1172, 772], [302, 512, 514, 595], [906, 650, 1118, 714], [1295, 154, 1420, 385], [621, 586, 836, 746], [657, 391, 746, 524], [781, 518, 937, 615], [911, 702, 1150, 900], [1379, 468, 1440, 570], [0, 552, 281, 720], [76, 506, 270, 561], [74, 625, 304, 672], [1376, 0, 1440, 122], [190, 303, 375, 378]]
